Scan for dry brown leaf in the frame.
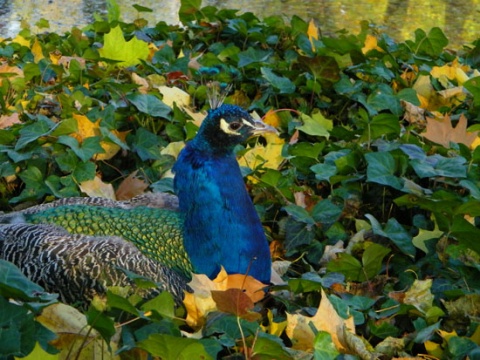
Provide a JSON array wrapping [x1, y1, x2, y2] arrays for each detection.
[[132, 72, 150, 94], [401, 100, 425, 125], [115, 171, 149, 200], [211, 288, 261, 321], [422, 114, 479, 148], [286, 288, 355, 352], [0, 112, 21, 129]]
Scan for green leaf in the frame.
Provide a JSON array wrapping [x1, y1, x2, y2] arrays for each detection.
[[362, 243, 391, 279], [464, 76, 480, 106], [58, 136, 104, 162], [283, 205, 315, 225], [365, 152, 404, 190], [99, 26, 150, 67], [132, 4, 153, 12], [261, 67, 295, 94], [131, 127, 163, 161], [0, 297, 36, 357], [179, 0, 202, 24], [86, 306, 116, 343], [326, 253, 363, 281], [127, 93, 171, 118], [297, 113, 332, 138], [313, 331, 341, 360], [410, 27, 448, 57], [137, 333, 212, 360], [15, 116, 55, 150], [238, 48, 272, 67], [0, 260, 57, 303], [72, 161, 96, 182], [451, 216, 480, 255], [252, 333, 291, 360], [366, 215, 416, 257]]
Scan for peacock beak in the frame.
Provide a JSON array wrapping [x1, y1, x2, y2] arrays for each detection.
[[250, 118, 279, 136]]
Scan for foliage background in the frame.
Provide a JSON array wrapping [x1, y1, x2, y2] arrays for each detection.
[[0, 0, 479, 358]]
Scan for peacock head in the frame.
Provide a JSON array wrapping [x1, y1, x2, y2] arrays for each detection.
[[193, 104, 278, 153]]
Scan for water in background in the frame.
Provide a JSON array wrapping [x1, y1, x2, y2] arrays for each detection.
[[0, 0, 479, 49]]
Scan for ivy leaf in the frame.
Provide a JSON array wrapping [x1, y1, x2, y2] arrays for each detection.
[[261, 67, 295, 94], [409, 27, 448, 57], [366, 215, 416, 257], [365, 152, 404, 190], [127, 93, 171, 118], [297, 112, 332, 138], [99, 26, 149, 67]]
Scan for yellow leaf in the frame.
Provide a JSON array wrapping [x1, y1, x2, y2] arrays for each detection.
[[49, 50, 62, 65], [157, 85, 191, 109], [261, 309, 287, 337], [403, 279, 434, 314], [32, 38, 45, 63], [422, 114, 479, 148], [263, 109, 282, 128], [286, 288, 355, 352], [72, 113, 100, 141], [425, 340, 444, 358], [238, 132, 284, 171], [307, 19, 319, 51], [471, 136, 480, 149], [95, 130, 129, 161], [362, 34, 383, 54], [79, 176, 116, 199], [11, 34, 30, 47], [36, 303, 120, 359]]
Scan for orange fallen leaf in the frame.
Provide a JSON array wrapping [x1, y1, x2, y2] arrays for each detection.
[[183, 268, 267, 328], [422, 114, 478, 148]]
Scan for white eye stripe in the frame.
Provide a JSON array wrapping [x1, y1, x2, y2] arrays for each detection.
[[220, 118, 241, 136], [241, 118, 255, 128]]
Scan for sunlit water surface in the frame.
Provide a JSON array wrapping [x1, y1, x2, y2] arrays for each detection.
[[0, 0, 479, 49]]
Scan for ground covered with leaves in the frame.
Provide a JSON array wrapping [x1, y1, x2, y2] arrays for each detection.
[[1, 0, 480, 359]]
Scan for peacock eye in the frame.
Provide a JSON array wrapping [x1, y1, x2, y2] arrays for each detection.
[[229, 122, 242, 131]]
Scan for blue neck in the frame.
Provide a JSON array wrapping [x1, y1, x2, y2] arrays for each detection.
[[173, 142, 271, 284]]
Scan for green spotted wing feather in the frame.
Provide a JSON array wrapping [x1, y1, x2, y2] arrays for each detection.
[[25, 205, 193, 277]]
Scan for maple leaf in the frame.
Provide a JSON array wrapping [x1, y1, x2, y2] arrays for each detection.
[[285, 288, 355, 352], [115, 171, 149, 200], [422, 114, 479, 148], [99, 26, 150, 67], [183, 268, 267, 328]]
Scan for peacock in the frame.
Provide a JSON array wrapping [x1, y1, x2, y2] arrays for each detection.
[[0, 104, 275, 305]]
